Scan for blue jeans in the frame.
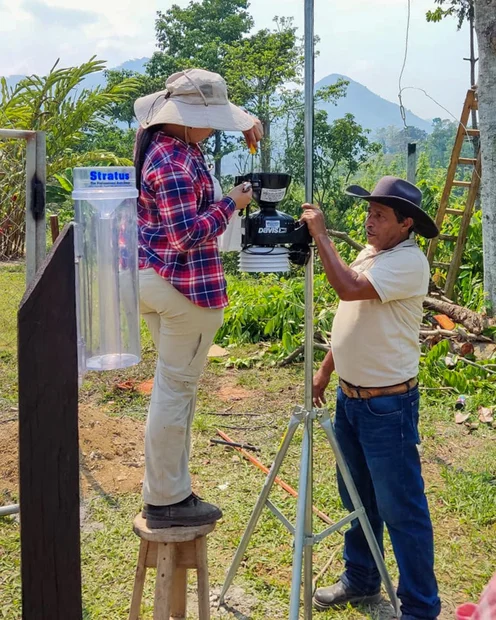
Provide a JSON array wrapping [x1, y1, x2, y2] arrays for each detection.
[[334, 385, 441, 620]]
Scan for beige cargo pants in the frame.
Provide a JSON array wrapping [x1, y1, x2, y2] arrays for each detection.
[[139, 268, 223, 506]]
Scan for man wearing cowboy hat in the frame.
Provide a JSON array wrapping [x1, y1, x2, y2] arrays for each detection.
[[300, 177, 441, 620]]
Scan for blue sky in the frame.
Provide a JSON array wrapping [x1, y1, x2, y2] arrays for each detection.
[[0, 0, 474, 121]]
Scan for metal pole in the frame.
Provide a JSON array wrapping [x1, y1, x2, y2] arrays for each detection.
[[0, 129, 36, 140], [25, 134, 37, 285], [319, 411, 401, 616], [303, 411, 314, 618], [219, 412, 302, 605], [303, 0, 315, 386], [302, 0, 316, 614], [0, 504, 19, 517], [289, 413, 311, 619], [35, 131, 47, 271], [407, 143, 417, 185]]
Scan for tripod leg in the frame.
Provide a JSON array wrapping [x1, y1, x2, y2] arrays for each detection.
[[303, 415, 313, 619], [289, 411, 312, 620], [219, 410, 303, 605], [318, 410, 401, 617]]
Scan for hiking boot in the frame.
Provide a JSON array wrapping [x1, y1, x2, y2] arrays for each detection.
[[143, 493, 222, 529], [313, 581, 382, 611]]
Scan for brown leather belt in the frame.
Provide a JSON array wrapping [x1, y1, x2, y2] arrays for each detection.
[[339, 377, 418, 399]]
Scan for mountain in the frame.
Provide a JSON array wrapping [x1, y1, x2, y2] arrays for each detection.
[[3, 60, 431, 134], [2, 57, 150, 93], [315, 73, 431, 133]]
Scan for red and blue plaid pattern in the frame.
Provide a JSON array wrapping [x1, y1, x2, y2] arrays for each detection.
[[138, 132, 235, 308]]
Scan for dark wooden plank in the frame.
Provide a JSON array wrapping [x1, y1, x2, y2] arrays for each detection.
[[50, 214, 60, 243], [18, 223, 82, 620]]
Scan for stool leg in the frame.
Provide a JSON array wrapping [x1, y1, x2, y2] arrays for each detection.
[[154, 542, 175, 620], [195, 536, 210, 620], [129, 540, 149, 620], [170, 567, 187, 619]]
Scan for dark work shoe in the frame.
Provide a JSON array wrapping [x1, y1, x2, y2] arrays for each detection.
[[313, 581, 382, 611], [143, 493, 222, 529]]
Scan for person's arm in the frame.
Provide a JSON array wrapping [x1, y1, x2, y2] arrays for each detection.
[[300, 204, 379, 301], [153, 164, 236, 252], [314, 348, 335, 407]]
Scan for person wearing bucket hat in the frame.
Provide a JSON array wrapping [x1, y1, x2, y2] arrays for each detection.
[[300, 177, 441, 619], [134, 69, 263, 529]]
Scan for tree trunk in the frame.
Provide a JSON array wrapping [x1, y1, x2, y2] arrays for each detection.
[[423, 296, 495, 334], [469, 11, 480, 155], [214, 131, 222, 181], [474, 0, 496, 313]]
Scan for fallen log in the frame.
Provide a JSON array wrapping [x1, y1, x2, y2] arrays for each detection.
[[423, 296, 495, 336]]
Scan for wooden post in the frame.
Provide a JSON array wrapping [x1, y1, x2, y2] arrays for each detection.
[[50, 214, 60, 243], [407, 143, 417, 185], [18, 223, 82, 620]]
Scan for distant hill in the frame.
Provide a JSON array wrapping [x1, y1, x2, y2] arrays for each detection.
[[315, 73, 431, 133], [3, 60, 431, 135], [2, 57, 150, 93]]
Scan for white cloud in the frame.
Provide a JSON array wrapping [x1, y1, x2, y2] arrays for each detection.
[[0, 0, 476, 119], [23, 0, 100, 26], [0, 0, 157, 76]]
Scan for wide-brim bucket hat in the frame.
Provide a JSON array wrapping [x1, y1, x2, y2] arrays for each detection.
[[134, 68, 255, 132], [345, 175, 439, 239]]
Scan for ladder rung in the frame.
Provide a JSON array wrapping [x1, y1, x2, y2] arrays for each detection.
[[458, 157, 477, 165], [446, 208, 465, 215], [439, 234, 458, 242], [452, 180, 472, 188], [433, 262, 451, 270], [465, 128, 480, 136]]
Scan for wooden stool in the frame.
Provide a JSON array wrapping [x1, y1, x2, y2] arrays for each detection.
[[128, 515, 215, 620]]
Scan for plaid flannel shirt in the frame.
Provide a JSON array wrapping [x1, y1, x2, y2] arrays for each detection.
[[138, 132, 235, 309]]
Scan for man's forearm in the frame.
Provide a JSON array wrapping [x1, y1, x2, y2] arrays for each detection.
[[314, 233, 361, 300], [320, 347, 335, 376]]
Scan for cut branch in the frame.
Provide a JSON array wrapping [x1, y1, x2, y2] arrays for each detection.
[[423, 296, 495, 335], [328, 230, 364, 252], [279, 342, 330, 367]]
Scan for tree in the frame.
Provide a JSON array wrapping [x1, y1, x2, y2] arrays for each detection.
[[76, 125, 137, 159], [426, 1, 478, 139], [374, 125, 428, 156], [223, 17, 304, 172], [283, 82, 380, 224], [146, 0, 253, 179], [424, 118, 458, 167], [147, 0, 253, 78], [473, 0, 496, 311], [0, 58, 138, 259], [104, 69, 161, 128]]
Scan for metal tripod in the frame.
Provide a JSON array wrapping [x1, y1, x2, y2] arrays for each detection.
[[220, 0, 400, 615], [218, 393, 401, 618]]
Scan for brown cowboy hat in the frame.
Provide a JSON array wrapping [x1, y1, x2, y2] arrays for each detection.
[[345, 176, 439, 239]]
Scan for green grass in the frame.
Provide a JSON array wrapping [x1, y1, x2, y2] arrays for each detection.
[[2, 356, 496, 618], [1, 265, 496, 618], [0, 263, 25, 413]]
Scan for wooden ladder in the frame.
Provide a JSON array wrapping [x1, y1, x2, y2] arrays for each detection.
[[426, 88, 481, 299]]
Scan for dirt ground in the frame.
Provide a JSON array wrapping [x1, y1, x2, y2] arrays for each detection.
[[0, 377, 255, 499], [0, 404, 146, 498]]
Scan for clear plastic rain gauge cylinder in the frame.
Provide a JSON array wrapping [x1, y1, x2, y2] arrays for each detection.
[[73, 166, 140, 372]]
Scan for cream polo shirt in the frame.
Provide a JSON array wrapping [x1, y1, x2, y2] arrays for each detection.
[[331, 237, 429, 388]]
